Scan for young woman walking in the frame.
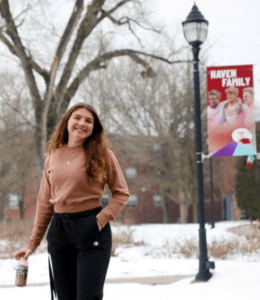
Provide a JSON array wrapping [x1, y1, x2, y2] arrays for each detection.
[[14, 102, 129, 300]]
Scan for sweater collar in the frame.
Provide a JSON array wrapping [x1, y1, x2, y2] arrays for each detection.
[[63, 144, 84, 152]]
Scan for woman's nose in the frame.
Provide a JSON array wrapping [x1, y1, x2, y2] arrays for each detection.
[[79, 119, 86, 126]]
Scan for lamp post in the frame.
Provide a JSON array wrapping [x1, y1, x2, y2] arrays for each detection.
[[182, 3, 215, 281]]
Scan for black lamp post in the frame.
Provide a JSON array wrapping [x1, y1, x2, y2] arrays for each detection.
[[182, 3, 215, 281]]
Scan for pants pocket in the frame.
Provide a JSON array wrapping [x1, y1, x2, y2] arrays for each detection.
[[97, 222, 112, 251], [76, 214, 100, 249]]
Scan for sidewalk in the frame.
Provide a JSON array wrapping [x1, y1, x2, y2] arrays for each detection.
[[0, 274, 193, 288], [106, 275, 193, 285]]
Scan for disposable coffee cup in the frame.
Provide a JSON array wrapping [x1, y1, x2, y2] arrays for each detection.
[[15, 256, 28, 287]]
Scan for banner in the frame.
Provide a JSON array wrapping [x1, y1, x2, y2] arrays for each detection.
[[206, 64, 256, 157]]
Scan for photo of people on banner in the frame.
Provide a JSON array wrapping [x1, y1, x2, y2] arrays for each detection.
[[206, 64, 256, 158]]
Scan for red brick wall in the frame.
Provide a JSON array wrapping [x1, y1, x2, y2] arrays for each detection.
[[4, 182, 37, 220]]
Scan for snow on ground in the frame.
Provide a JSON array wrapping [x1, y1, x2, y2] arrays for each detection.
[[0, 220, 259, 299]]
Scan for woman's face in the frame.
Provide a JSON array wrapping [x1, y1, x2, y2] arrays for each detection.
[[243, 92, 253, 107], [67, 108, 94, 146], [226, 92, 237, 103]]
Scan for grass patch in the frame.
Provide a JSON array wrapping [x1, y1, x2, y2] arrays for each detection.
[[145, 224, 260, 259], [0, 220, 144, 259], [0, 219, 48, 259], [111, 226, 146, 256], [1, 221, 259, 260]]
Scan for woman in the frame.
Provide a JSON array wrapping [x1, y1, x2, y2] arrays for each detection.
[[14, 102, 129, 300]]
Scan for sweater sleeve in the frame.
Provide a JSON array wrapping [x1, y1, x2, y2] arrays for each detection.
[[27, 155, 54, 251], [96, 149, 129, 228]]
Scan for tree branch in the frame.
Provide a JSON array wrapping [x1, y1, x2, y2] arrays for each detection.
[[100, 1, 160, 47], [0, 28, 50, 82], [0, 0, 43, 111], [99, 0, 132, 21], [42, 0, 84, 140], [55, 0, 84, 63], [1, 100, 34, 129], [12, 4, 30, 28], [55, 0, 106, 109], [124, 17, 161, 34], [104, 14, 160, 47], [61, 49, 191, 108], [128, 50, 193, 65]]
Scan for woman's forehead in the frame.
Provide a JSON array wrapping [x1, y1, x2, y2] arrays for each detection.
[[72, 108, 94, 119]]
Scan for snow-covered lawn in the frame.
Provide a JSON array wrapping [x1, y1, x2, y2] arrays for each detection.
[[0, 220, 259, 299]]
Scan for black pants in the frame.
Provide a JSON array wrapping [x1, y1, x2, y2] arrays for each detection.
[[47, 207, 112, 300]]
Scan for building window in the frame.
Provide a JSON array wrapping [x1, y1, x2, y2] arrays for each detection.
[[125, 167, 137, 179], [127, 194, 138, 208], [101, 193, 110, 208], [9, 193, 19, 209], [153, 142, 162, 156], [153, 194, 162, 209]]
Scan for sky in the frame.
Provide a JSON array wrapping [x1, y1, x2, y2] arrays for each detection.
[[149, 0, 260, 105]]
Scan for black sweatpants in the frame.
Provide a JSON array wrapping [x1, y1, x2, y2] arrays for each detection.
[[47, 207, 112, 300]]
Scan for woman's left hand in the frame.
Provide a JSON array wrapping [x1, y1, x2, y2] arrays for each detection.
[[96, 219, 102, 231]]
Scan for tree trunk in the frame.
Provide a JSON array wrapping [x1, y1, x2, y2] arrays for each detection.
[[34, 127, 45, 188], [179, 202, 189, 224], [1, 193, 9, 222], [192, 201, 198, 223], [161, 193, 170, 223], [47, 98, 60, 141], [19, 187, 25, 220]]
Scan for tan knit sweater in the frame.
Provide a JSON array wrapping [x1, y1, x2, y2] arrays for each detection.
[[27, 145, 129, 251]]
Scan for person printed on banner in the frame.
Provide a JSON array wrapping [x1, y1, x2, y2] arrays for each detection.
[[14, 102, 129, 300], [243, 87, 254, 130], [207, 90, 225, 128], [243, 87, 256, 150], [222, 86, 248, 130]]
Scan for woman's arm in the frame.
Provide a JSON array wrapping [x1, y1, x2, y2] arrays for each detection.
[[96, 149, 129, 229]]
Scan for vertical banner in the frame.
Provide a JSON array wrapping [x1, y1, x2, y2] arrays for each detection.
[[206, 65, 256, 157]]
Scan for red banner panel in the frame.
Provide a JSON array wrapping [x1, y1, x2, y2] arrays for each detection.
[[206, 65, 256, 157]]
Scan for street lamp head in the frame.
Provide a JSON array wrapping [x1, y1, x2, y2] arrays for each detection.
[[182, 3, 208, 47]]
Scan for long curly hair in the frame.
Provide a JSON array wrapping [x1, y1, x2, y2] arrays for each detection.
[[47, 103, 110, 182]]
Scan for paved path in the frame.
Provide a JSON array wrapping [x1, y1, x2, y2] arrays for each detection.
[[0, 275, 194, 288], [106, 275, 193, 285]]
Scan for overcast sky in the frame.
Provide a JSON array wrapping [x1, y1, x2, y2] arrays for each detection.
[[2, 0, 260, 108], [149, 0, 260, 105]]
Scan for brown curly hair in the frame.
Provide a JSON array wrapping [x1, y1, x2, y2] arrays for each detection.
[[47, 102, 110, 182]]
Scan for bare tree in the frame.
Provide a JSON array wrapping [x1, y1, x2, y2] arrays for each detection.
[[0, 0, 189, 182], [0, 74, 36, 221], [80, 51, 208, 223]]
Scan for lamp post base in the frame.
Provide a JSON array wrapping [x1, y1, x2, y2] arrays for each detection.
[[195, 270, 213, 281], [195, 228, 215, 281], [195, 259, 215, 281]]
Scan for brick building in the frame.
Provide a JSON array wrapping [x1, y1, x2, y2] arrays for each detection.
[[102, 138, 243, 224], [2, 139, 245, 224]]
